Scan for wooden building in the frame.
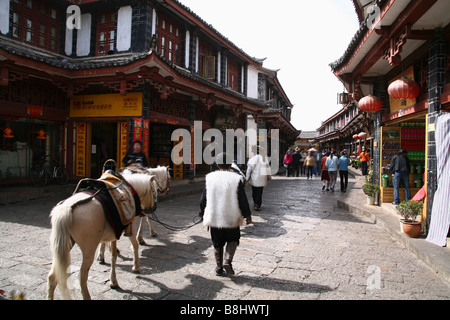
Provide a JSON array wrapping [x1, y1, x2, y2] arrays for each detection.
[[0, 0, 298, 182], [329, 0, 450, 229]]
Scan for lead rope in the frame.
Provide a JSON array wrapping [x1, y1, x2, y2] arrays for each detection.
[[142, 208, 203, 232]]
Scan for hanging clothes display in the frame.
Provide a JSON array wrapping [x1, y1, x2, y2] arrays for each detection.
[[426, 113, 450, 247]]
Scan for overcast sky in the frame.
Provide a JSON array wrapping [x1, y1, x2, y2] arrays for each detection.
[[177, 0, 360, 132]]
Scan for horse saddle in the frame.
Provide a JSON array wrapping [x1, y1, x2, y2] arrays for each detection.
[[76, 171, 141, 239]]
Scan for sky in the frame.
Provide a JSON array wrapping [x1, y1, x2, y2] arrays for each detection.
[[177, 0, 361, 132]]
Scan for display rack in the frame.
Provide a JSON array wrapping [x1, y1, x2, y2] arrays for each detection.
[[380, 124, 424, 203]]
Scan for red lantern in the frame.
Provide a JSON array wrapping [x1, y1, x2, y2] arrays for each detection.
[[358, 95, 382, 113], [353, 134, 359, 140], [388, 77, 420, 105]]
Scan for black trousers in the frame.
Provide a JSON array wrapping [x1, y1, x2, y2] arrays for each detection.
[[339, 170, 348, 191], [210, 227, 240, 248], [251, 186, 264, 206]]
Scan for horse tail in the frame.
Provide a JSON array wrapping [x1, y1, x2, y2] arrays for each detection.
[[49, 201, 74, 299]]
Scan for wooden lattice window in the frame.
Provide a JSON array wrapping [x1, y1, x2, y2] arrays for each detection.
[[198, 40, 215, 80], [97, 10, 116, 55], [227, 58, 239, 91], [11, 0, 59, 52], [157, 13, 181, 65]]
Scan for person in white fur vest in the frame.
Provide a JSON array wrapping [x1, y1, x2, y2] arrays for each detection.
[[245, 145, 271, 211], [200, 153, 252, 276]]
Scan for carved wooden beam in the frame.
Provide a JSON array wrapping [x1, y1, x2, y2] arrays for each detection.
[[200, 93, 216, 110]]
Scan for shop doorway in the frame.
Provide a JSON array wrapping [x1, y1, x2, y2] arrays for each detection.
[[90, 122, 117, 178]]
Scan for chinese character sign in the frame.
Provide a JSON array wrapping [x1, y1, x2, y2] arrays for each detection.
[[143, 119, 149, 157], [119, 121, 128, 165], [70, 92, 142, 118], [75, 122, 87, 177]]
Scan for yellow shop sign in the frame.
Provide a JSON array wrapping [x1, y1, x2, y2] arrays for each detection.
[[70, 92, 142, 117]]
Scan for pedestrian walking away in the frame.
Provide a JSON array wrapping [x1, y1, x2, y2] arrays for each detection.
[[246, 146, 271, 211], [304, 151, 315, 179], [300, 149, 307, 175], [339, 151, 350, 192], [389, 149, 411, 204], [360, 148, 370, 176], [326, 151, 339, 192], [200, 153, 252, 277], [283, 150, 293, 177], [321, 151, 330, 191], [291, 147, 302, 177], [315, 150, 324, 177]]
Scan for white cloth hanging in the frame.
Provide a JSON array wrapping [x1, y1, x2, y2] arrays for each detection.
[[426, 113, 450, 247]]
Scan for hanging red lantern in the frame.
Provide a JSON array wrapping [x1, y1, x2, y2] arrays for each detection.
[[358, 95, 382, 113], [388, 77, 420, 105], [37, 129, 47, 140], [3, 127, 14, 138]]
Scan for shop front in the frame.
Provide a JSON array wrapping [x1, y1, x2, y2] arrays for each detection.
[[0, 103, 66, 183], [379, 67, 428, 205], [70, 92, 143, 178], [380, 118, 427, 203], [148, 113, 191, 179]]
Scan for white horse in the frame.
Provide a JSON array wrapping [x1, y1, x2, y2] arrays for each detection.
[[47, 171, 157, 300], [116, 165, 170, 242], [137, 166, 170, 242], [96, 165, 170, 264]]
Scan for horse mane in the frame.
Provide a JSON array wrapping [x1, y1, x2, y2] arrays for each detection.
[[121, 170, 156, 210], [147, 166, 170, 190], [119, 164, 169, 192], [118, 163, 148, 174]]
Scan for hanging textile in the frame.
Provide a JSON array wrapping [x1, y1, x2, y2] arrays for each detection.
[[426, 113, 450, 247]]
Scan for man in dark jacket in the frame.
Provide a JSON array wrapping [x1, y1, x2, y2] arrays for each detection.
[[200, 153, 252, 276], [122, 140, 148, 167], [291, 147, 302, 177], [389, 149, 411, 205]]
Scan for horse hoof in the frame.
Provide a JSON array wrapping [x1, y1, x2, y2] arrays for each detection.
[[98, 259, 105, 264], [132, 268, 140, 274], [110, 283, 119, 289], [151, 233, 158, 238], [138, 240, 146, 245]]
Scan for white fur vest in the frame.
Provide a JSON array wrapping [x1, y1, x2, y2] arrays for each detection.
[[203, 171, 244, 229]]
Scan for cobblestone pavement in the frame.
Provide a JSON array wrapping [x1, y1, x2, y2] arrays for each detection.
[[1, 175, 449, 301]]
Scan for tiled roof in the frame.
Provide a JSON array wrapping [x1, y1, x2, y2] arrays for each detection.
[[329, 0, 388, 73], [171, 0, 264, 65], [0, 36, 271, 108]]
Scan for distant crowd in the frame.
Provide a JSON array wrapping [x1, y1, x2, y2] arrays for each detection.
[[283, 147, 371, 193]]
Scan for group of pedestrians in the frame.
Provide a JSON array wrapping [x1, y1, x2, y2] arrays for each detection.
[[283, 148, 318, 179], [320, 150, 351, 193], [283, 148, 351, 193]]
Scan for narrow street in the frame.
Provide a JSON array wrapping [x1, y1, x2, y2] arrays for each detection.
[[1, 175, 449, 301]]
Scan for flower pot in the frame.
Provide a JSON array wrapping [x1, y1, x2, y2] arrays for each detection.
[[402, 221, 422, 238], [366, 195, 375, 205]]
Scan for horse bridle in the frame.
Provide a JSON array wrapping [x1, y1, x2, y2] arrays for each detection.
[[154, 169, 170, 195]]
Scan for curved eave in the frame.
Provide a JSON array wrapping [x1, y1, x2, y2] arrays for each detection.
[[330, 0, 449, 82], [0, 41, 269, 113]]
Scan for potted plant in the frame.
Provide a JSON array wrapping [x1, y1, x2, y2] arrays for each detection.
[[362, 182, 380, 205], [396, 201, 423, 238]]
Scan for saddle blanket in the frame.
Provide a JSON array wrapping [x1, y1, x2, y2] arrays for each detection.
[[77, 172, 141, 239]]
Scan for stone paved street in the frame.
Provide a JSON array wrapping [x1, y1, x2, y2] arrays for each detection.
[[1, 175, 449, 301]]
